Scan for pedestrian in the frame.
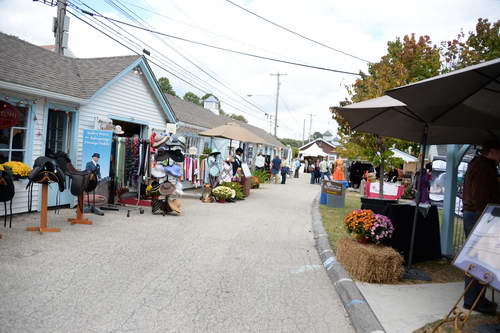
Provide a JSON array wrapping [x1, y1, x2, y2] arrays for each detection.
[[314, 160, 321, 184], [319, 157, 331, 181], [281, 159, 289, 184], [255, 152, 265, 171], [294, 158, 301, 178], [461, 140, 500, 315], [232, 148, 243, 176], [271, 155, 282, 184]]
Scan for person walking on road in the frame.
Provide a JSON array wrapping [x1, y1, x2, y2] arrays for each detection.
[[280, 159, 289, 184], [271, 155, 282, 184], [319, 158, 331, 182], [462, 140, 500, 315], [293, 158, 301, 178]]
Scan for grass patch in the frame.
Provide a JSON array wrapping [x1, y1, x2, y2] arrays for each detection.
[[319, 191, 361, 251], [319, 191, 463, 284]]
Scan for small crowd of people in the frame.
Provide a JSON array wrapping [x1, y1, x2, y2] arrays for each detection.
[[254, 153, 303, 185], [307, 157, 345, 184]]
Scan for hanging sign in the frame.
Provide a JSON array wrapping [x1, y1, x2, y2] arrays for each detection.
[[82, 129, 113, 179], [453, 205, 500, 291], [0, 102, 20, 129]]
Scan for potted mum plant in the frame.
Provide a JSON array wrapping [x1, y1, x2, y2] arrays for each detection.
[[344, 209, 394, 244], [212, 186, 232, 203]]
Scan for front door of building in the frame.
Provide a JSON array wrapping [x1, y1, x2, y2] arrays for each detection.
[[45, 109, 75, 207]]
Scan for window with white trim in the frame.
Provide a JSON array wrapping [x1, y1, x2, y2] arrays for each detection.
[[0, 101, 29, 164]]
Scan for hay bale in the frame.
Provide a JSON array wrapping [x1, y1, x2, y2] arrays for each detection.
[[336, 237, 404, 283]]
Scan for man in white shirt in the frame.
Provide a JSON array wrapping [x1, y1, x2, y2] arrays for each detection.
[[255, 152, 265, 171], [319, 158, 331, 181]]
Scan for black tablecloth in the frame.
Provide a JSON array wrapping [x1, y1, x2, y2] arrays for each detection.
[[360, 197, 398, 214], [384, 204, 442, 264]]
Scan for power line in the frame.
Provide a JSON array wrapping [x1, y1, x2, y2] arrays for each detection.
[[73, 7, 361, 75], [224, 0, 371, 64], [69, 0, 270, 124]]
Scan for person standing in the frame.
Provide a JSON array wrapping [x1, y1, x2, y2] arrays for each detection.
[[294, 158, 301, 178], [271, 155, 282, 184], [280, 159, 289, 184], [85, 153, 101, 180], [255, 152, 265, 171], [232, 147, 243, 176], [319, 158, 331, 181], [461, 140, 500, 315]]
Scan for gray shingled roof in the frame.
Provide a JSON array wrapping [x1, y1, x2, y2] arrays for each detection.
[[0, 32, 140, 99], [165, 94, 284, 148]]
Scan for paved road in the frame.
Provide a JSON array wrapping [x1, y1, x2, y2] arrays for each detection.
[[0, 175, 352, 333]]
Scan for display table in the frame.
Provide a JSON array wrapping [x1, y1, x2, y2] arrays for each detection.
[[361, 197, 398, 215], [384, 203, 442, 264]]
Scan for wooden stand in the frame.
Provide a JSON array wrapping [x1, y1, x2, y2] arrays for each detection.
[[26, 183, 61, 233], [68, 193, 92, 225]]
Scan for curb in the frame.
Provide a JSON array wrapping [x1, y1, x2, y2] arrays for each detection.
[[311, 195, 386, 333]]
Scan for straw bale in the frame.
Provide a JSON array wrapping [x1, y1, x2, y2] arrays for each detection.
[[336, 237, 404, 283]]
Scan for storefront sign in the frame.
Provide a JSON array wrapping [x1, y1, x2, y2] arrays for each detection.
[[453, 205, 500, 291], [82, 129, 113, 178], [0, 102, 20, 129]]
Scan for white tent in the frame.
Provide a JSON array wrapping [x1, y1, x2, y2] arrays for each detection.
[[389, 148, 418, 163], [300, 144, 328, 157]]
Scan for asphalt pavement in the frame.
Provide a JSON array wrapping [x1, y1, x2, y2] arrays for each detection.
[[0, 175, 353, 333]]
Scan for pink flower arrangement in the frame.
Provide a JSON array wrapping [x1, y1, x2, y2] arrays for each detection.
[[368, 214, 395, 244]]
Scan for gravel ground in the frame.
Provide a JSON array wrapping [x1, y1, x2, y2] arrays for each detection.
[[0, 175, 352, 333]]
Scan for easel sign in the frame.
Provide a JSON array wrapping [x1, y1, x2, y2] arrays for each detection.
[[241, 163, 252, 177], [453, 204, 500, 291]]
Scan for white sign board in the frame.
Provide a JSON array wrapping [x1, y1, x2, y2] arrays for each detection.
[[241, 163, 252, 177], [453, 205, 500, 291], [369, 182, 399, 196]]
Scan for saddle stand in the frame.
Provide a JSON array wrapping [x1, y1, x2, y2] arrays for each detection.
[[26, 180, 61, 233], [68, 193, 92, 225]]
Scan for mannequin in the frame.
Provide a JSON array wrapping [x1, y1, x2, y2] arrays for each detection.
[[333, 157, 345, 181]]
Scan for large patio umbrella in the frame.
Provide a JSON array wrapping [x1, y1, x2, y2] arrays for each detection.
[[199, 122, 267, 144], [334, 58, 500, 278], [386, 58, 500, 130]]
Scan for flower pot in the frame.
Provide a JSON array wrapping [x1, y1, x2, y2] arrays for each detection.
[[217, 198, 225, 203], [354, 234, 370, 244]]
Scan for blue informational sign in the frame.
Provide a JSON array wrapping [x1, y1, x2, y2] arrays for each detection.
[[82, 129, 113, 178]]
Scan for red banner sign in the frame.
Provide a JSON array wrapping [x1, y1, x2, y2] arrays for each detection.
[[0, 102, 20, 129]]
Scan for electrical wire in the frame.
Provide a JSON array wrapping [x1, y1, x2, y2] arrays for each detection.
[[73, 6, 361, 75], [104, 0, 273, 118], [224, 0, 371, 64], [69, 0, 271, 124]]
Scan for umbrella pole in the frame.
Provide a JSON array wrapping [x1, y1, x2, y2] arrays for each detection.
[[404, 125, 431, 281]]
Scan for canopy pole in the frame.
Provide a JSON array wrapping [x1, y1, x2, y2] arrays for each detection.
[[405, 124, 431, 280]]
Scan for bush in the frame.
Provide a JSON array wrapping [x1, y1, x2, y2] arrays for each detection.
[[212, 186, 232, 200], [221, 182, 245, 200], [250, 176, 260, 189], [253, 169, 269, 184]]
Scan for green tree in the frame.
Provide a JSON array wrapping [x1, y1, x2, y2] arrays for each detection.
[[183, 92, 202, 105], [312, 131, 323, 140], [228, 114, 248, 123], [441, 18, 500, 73], [158, 77, 176, 96], [332, 33, 440, 196], [279, 138, 302, 148]]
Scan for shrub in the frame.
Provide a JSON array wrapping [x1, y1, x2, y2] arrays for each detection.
[[253, 169, 269, 184], [221, 182, 245, 200]]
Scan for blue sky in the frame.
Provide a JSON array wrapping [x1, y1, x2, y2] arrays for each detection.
[[0, 0, 499, 140]]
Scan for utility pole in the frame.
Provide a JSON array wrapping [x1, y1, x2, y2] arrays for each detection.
[[307, 113, 315, 142], [302, 119, 306, 146], [54, 0, 69, 56], [270, 72, 287, 137]]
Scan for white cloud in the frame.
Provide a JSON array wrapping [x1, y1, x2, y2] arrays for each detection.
[[1, 0, 498, 139]]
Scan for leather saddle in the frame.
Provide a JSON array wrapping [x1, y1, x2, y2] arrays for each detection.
[[27, 156, 66, 192], [0, 168, 15, 228], [51, 152, 98, 196]]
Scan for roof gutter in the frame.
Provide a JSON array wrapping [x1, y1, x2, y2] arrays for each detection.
[[0, 80, 89, 105]]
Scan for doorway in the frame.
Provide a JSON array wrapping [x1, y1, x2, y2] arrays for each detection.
[[45, 109, 75, 207]]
